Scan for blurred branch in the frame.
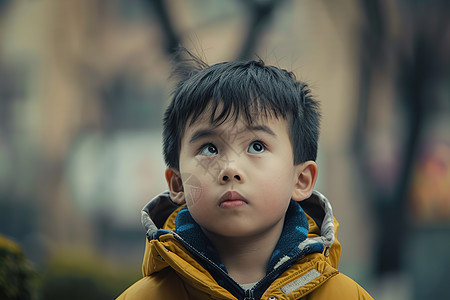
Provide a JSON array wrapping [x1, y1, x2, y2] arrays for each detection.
[[144, 0, 181, 57], [237, 0, 287, 60], [147, 0, 286, 61]]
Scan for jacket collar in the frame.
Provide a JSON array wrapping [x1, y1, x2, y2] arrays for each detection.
[[140, 191, 339, 299], [141, 190, 336, 250]]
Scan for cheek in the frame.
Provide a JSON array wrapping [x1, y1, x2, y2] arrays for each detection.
[[184, 184, 203, 207], [255, 162, 295, 203], [181, 172, 206, 207], [261, 159, 294, 185], [185, 187, 213, 227]]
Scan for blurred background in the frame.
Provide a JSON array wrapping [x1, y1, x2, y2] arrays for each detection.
[[0, 0, 449, 299]]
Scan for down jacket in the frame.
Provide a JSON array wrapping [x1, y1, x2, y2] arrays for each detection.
[[118, 191, 372, 299]]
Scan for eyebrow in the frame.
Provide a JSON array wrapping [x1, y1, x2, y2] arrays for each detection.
[[189, 129, 217, 144], [188, 125, 276, 144], [247, 125, 276, 137]]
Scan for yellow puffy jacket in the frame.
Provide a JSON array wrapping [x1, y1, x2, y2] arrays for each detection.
[[118, 191, 372, 299]]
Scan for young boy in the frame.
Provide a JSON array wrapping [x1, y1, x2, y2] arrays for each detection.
[[118, 54, 372, 299]]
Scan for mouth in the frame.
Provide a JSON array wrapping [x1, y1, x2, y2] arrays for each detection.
[[218, 191, 248, 208]]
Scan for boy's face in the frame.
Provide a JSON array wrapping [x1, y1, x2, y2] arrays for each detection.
[[168, 111, 315, 240]]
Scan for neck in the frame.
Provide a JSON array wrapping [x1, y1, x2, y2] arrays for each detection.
[[202, 220, 284, 284]]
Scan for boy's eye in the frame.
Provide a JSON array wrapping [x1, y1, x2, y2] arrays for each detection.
[[199, 143, 218, 156], [248, 141, 265, 154]]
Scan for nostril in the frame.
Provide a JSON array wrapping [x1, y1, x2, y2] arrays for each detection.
[[219, 172, 242, 184]]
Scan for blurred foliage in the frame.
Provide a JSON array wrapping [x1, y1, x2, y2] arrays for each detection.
[[0, 234, 39, 300], [1, 238, 142, 300], [40, 248, 140, 300]]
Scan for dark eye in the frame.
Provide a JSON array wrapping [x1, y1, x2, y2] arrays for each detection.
[[199, 143, 218, 156], [248, 141, 265, 154]]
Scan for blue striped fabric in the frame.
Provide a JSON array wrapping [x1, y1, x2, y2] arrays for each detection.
[[174, 199, 317, 274]]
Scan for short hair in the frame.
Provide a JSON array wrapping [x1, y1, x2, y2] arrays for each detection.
[[163, 52, 320, 170]]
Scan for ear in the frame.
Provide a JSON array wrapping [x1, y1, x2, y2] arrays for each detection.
[[291, 161, 318, 202], [165, 168, 185, 204]]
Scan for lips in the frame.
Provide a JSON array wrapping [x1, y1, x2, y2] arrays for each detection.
[[218, 191, 248, 208]]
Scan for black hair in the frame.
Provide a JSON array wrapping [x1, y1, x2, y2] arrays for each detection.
[[163, 51, 320, 170]]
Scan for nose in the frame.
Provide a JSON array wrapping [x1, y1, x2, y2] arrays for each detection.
[[218, 166, 244, 184]]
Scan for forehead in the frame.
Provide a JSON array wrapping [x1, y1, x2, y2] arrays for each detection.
[[187, 100, 282, 128], [185, 103, 260, 131], [182, 109, 290, 145]]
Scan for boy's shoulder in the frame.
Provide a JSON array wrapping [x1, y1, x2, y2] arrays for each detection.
[[308, 271, 373, 299], [117, 267, 193, 300], [116, 266, 235, 300], [116, 268, 176, 299]]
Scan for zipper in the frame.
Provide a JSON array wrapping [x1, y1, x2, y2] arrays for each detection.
[[244, 289, 254, 300], [245, 245, 315, 299], [173, 233, 321, 299], [173, 233, 245, 298]]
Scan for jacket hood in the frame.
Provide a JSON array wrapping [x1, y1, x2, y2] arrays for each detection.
[[141, 190, 341, 269], [130, 191, 344, 299]]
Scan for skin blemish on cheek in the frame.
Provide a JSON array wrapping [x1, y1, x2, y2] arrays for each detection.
[[181, 172, 203, 208]]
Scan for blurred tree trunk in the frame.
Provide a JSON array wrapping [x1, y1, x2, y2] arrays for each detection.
[[353, 0, 450, 277]]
